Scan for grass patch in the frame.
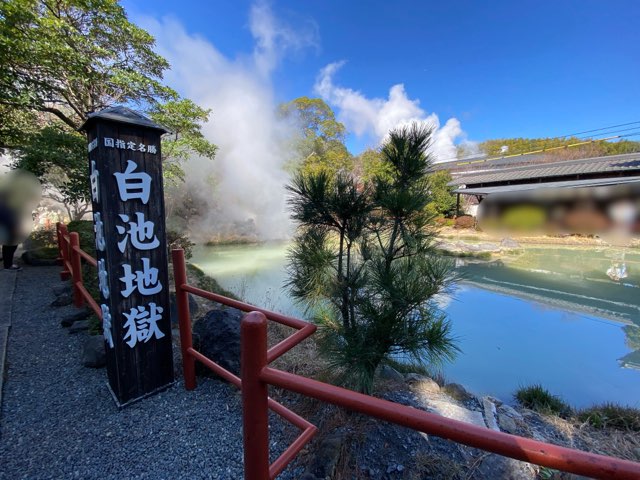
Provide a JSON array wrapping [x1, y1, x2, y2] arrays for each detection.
[[67, 220, 96, 257], [577, 403, 640, 432], [186, 263, 240, 300], [408, 451, 464, 480], [514, 384, 572, 417]]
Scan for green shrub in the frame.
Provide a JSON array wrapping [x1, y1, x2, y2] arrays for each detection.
[[514, 384, 572, 416], [67, 220, 96, 256], [26, 227, 58, 249], [577, 403, 640, 431]]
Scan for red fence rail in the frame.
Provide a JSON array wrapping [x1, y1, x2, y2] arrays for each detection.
[[56, 222, 102, 320], [172, 248, 318, 479], [171, 247, 640, 480]]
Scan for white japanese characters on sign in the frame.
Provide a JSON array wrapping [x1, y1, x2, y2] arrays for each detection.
[[119, 257, 162, 298], [116, 212, 159, 253], [101, 304, 114, 349], [88, 138, 98, 152], [90, 161, 100, 203], [114, 160, 152, 204], [98, 259, 110, 299], [91, 149, 166, 351], [101, 137, 157, 154], [123, 303, 165, 348], [93, 212, 106, 252]]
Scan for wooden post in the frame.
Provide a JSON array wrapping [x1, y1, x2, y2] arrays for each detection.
[[58, 223, 71, 280], [171, 248, 196, 390], [241, 311, 270, 480], [80, 106, 174, 407], [69, 232, 84, 308]]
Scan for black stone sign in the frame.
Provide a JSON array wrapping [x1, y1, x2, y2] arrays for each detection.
[[81, 106, 174, 406]]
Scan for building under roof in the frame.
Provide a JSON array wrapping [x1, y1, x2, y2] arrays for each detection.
[[446, 153, 640, 233]]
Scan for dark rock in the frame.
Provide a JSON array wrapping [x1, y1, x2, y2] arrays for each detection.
[[497, 413, 519, 434], [51, 292, 73, 307], [407, 374, 441, 394], [82, 335, 106, 368], [303, 434, 343, 479], [470, 453, 536, 479], [21, 251, 58, 266], [193, 308, 243, 377], [169, 292, 200, 326], [482, 397, 500, 431], [497, 404, 523, 420], [52, 284, 72, 296], [69, 320, 90, 334], [60, 308, 91, 327], [442, 383, 475, 403]]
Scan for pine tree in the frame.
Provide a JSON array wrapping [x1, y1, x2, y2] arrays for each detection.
[[286, 123, 459, 393]]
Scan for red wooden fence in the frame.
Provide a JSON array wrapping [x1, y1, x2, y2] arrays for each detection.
[[56, 222, 102, 320], [172, 247, 640, 480], [56, 225, 640, 479]]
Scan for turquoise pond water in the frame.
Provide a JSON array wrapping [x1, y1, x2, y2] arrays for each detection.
[[190, 243, 640, 408]]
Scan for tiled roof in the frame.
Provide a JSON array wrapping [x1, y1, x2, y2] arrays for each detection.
[[453, 176, 640, 195], [449, 153, 640, 186]]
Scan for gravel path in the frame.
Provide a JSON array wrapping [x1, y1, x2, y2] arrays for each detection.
[[0, 266, 300, 480]]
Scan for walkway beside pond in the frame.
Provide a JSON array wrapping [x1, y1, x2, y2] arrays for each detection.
[[0, 265, 298, 480]]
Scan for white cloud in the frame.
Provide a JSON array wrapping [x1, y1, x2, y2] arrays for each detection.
[[250, 2, 319, 77], [137, 3, 317, 240], [314, 62, 465, 162]]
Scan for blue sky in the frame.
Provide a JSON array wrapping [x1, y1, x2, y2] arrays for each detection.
[[123, 0, 640, 155]]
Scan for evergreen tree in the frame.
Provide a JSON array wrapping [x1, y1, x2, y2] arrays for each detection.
[[287, 123, 458, 393]]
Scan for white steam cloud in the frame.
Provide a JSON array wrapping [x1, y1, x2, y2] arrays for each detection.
[[139, 3, 318, 241], [314, 62, 464, 162]]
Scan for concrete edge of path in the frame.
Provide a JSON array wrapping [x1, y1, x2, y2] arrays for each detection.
[[0, 269, 17, 412]]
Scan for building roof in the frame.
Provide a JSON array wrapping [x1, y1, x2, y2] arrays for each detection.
[[453, 175, 640, 196], [449, 153, 640, 187], [79, 106, 169, 133]]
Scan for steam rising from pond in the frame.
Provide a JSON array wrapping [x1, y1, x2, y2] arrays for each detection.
[[140, 4, 319, 241]]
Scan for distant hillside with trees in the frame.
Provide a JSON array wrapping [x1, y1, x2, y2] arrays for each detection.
[[474, 137, 640, 161]]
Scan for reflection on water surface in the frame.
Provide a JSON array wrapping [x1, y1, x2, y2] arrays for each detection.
[[191, 243, 640, 408]]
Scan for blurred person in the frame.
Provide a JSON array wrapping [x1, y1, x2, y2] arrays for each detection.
[[0, 170, 41, 271]]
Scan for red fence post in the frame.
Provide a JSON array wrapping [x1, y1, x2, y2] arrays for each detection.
[[58, 224, 71, 281], [241, 312, 270, 480], [55, 222, 63, 266], [69, 232, 84, 307], [171, 248, 197, 390]]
